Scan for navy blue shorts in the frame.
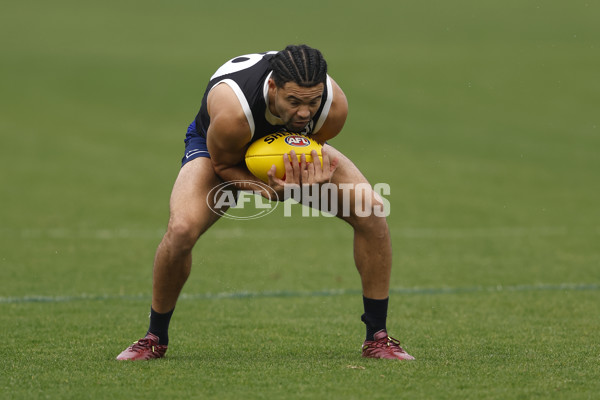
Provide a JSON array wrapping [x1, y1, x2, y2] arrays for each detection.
[[181, 120, 211, 167]]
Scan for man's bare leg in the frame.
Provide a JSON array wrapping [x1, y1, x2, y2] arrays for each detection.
[[116, 157, 223, 360], [152, 158, 224, 313]]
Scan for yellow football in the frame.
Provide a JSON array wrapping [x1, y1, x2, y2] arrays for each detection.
[[245, 132, 323, 182]]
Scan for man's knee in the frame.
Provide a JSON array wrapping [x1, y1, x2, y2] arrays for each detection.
[[349, 213, 390, 238], [163, 219, 202, 252], [343, 189, 390, 235]]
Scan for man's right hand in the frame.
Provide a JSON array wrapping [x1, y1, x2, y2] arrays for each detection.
[[266, 148, 338, 200]]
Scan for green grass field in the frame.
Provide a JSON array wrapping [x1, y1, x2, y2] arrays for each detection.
[[1, 0, 599, 398]]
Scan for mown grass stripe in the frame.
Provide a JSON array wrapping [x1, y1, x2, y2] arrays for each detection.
[[1, 283, 598, 304], [4, 225, 594, 240]]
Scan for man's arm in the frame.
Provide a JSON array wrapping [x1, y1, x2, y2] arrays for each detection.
[[310, 78, 349, 144], [205, 83, 270, 193]]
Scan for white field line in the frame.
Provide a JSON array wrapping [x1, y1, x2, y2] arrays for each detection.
[[1, 283, 598, 304]]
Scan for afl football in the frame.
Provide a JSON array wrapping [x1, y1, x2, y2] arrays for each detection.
[[245, 132, 323, 182]]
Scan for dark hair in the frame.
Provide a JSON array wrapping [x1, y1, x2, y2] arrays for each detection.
[[269, 44, 328, 88]]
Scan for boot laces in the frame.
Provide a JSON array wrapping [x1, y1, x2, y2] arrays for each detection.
[[130, 338, 154, 352], [378, 335, 405, 352]]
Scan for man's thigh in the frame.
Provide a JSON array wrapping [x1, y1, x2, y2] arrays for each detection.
[[323, 144, 384, 221], [325, 144, 370, 187], [168, 157, 224, 236]]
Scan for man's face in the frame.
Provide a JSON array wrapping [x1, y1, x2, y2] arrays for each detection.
[[269, 80, 324, 133]]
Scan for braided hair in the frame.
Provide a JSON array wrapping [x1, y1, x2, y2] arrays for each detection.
[[269, 44, 328, 88]]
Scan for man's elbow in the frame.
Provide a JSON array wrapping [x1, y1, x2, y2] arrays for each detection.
[[211, 159, 229, 179]]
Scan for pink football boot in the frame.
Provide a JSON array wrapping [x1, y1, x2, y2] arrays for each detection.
[[361, 330, 415, 360]]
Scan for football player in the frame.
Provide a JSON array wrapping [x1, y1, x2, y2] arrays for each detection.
[[117, 45, 413, 361]]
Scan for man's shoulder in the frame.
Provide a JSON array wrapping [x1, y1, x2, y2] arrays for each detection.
[[206, 83, 252, 137], [311, 77, 348, 141], [207, 84, 249, 120]]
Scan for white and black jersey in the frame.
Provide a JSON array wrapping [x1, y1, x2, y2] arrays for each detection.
[[194, 52, 333, 142]]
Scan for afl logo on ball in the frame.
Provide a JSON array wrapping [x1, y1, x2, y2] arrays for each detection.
[[284, 135, 311, 147]]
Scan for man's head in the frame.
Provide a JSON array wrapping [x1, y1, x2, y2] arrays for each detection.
[[269, 44, 328, 88], [267, 45, 328, 132]]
